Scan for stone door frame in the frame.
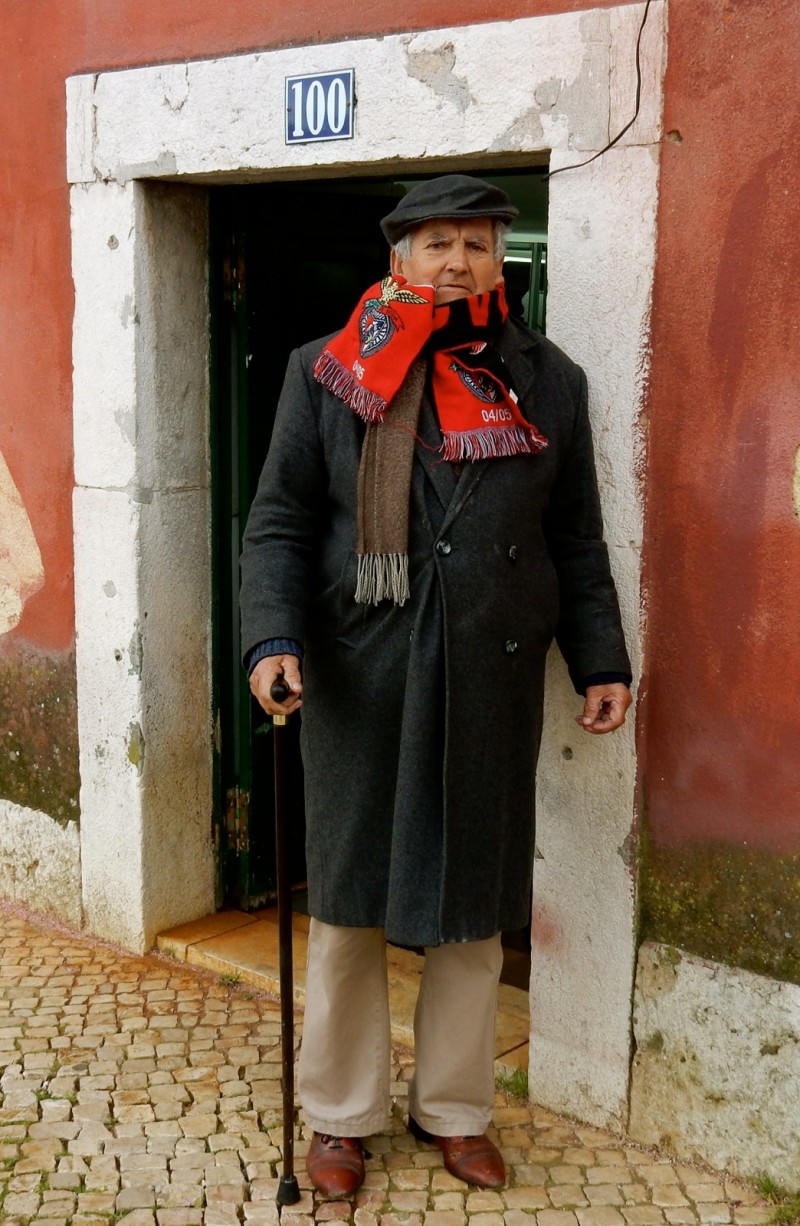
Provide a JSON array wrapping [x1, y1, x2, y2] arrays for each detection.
[[67, 1, 665, 1128]]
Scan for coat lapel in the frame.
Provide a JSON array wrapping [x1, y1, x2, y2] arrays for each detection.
[[498, 318, 538, 416]]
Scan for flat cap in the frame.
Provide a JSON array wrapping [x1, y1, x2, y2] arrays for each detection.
[[380, 174, 519, 245]]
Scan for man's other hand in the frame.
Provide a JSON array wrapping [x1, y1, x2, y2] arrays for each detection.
[[249, 654, 303, 716], [576, 683, 631, 734]]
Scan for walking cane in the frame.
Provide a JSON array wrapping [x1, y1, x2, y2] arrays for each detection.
[[271, 678, 301, 1208]]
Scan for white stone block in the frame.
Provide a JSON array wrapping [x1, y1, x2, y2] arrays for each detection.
[[73, 485, 148, 948], [609, 1, 667, 148], [71, 180, 209, 495], [135, 182, 210, 492], [71, 181, 139, 489], [66, 73, 97, 184], [137, 486, 215, 945], [547, 143, 659, 559], [74, 8, 665, 187], [631, 942, 800, 1189], [532, 652, 637, 1130], [73, 482, 214, 953], [0, 800, 82, 927]]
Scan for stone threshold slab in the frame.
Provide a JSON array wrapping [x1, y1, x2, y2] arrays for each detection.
[[157, 908, 530, 1072]]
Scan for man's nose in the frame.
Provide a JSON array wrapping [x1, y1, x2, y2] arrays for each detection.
[[445, 243, 468, 270]]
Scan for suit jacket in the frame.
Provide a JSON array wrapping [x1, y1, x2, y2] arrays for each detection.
[[240, 316, 630, 946]]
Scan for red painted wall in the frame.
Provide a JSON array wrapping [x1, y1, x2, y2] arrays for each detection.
[[641, 0, 800, 854]]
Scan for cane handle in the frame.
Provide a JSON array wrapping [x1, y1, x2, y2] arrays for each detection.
[[270, 679, 291, 704]]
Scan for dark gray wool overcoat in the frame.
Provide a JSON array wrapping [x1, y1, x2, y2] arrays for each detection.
[[240, 316, 631, 948]]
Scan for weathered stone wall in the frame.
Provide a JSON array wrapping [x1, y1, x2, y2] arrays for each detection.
[[631, 943, 800, 1190]]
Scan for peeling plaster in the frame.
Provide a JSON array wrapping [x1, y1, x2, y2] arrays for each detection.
[[0, 448, 44, 635], [127, 624, 143, 677], [488, 106, 545, 154], [403, 39, 471, 113], [120, 293, 136, 328], [534, 78, 564, 111], [114, 406, 135, 447]]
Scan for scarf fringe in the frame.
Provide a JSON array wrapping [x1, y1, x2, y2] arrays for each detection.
[[441, 425, 549, 462], [313, 350, 387, 422], [355, 553, 410, 606]]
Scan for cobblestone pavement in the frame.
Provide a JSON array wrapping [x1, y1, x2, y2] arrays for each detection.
[[0, 909, 771, 1226]]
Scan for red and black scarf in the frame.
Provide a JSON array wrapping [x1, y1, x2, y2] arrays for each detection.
[[312, 276, 547, 605], [313, 276, 547, 461]]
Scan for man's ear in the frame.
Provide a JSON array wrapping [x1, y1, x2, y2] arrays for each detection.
[[389, 248, 403, 279]]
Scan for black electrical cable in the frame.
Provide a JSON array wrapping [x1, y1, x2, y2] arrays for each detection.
[[546, 0, 653, 180]]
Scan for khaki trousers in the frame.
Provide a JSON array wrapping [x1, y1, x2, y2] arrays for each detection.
[[298, 918, 503, 1137]]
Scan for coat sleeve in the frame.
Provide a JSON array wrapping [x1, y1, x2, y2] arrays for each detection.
[[543, 364, 632, 692], [239, 348, 327, 662]]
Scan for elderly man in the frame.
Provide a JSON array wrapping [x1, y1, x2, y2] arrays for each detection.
[[240, 175, 631, 1198]]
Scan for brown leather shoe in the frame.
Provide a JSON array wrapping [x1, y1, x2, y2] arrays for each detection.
[[409, 1116, 506, 1188], [306, 1132, 365, 1199]]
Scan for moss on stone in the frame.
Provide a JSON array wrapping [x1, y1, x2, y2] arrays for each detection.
[[640, 831, 800, 986], [126, 721, 145, 772], [0, 642, 80, 825]]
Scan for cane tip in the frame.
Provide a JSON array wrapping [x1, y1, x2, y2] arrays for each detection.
[[276, 1174, 301, 1206]]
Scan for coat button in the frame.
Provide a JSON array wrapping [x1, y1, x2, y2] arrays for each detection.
[[508, 545, 518, 561], [435, 539, 452, 556], [504, 639, 519, 654]]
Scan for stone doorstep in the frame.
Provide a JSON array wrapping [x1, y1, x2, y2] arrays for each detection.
[[155, 910, 530, 1075]]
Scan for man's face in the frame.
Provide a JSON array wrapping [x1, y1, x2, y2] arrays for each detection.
[[389, 217, 503, 306]]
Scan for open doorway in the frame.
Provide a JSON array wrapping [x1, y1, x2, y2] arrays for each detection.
[[210, 170, 548, 988]]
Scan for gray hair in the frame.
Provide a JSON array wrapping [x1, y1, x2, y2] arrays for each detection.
[[392, 220, 509, 262]]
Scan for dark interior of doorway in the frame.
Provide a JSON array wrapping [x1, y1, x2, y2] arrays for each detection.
[[210, 169, 548, 991]]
